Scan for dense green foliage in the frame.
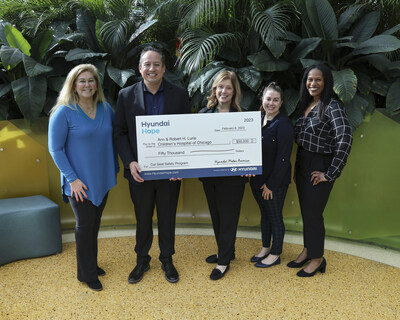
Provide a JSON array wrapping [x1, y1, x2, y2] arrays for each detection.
[[0, 0, 399, 126]]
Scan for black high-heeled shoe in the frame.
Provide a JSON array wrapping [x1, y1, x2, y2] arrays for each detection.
[[296, 258, 326, 277], [286, 258, 311, 268]]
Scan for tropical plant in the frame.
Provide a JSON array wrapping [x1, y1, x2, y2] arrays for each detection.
[[63, 0, 162, 103], [171, 0, 400, 128], [170, 0, 298, 112], [0, 21, 85, 123], [293, 0, 400, 127], [0, 0, 167, 123], [0, 0, 76, 37]]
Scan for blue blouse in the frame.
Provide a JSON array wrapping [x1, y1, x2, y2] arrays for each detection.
[[48, 102, 119, 206]]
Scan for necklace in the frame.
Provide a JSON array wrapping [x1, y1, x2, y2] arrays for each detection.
[[79, 102, 96, 118]]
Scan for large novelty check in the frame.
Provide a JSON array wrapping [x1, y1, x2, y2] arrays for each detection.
[[135, 111, 262, 180]]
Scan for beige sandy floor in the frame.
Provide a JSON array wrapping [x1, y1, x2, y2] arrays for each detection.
[[0, 235, 399, 320]]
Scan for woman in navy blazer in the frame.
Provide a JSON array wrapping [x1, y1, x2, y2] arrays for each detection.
[[199, 70, 248, 280], [250, 82, 294, 268]]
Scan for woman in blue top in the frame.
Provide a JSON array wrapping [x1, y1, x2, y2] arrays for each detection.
[[48, 64, 119, 291], [250, 83, 294, 268]]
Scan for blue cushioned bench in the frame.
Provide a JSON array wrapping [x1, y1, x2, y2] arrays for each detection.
[[0, 195, 62, 266]]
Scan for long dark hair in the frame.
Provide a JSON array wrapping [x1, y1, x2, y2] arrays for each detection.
[[298, 64, 336, 120]]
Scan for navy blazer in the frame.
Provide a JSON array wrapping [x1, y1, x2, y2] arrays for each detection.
[[113, 79, 190, 183], [250, 112, 294, 191]]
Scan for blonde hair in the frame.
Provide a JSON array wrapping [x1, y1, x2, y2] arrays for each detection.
[[50, 64, 106, 116], [206, 70, 242, 111]]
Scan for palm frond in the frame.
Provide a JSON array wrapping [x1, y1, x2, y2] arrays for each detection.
[[100, 19, 131, 52], [77, 0, 108, 20], [178, 27, 239, 74], [250, 1, 295, 43], [178, 0, 230, 30]]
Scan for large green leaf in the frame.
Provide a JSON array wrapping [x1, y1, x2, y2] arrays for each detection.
[[0, 46, 23, 70], [92, 60, 108, 83], [371, 79, 390, 96], [294, 0, 314, 38], [31, 30, 53, 61], [65, 48, 107, 61], [381, 24, 400, 35], [48, 33, 86, 52], [299, 58, 325, 68], [107, 65, 135, 88], [386, 79, 400, 113], [187, 62, 225, 96], [4, 24, 31, 56], [218, 46, 241, 62], [282, 88, 299, 116], [360, 92, 375, 114], [355, 54, 391, 73], [267, 39, 286, 59], [128, 19, 158, 43], [248, 50, 290, 72], [76, 9, 102, 52], [237, 66, 262, 92], [189, 90, 205, 110], [11, 76, 47, 124], [47, 76, 66, 93], [345, 93, 367, 129], [0, 21, 11, 45], [290, 37, 321, 62], [332, 69, 357, 104], [354, 70, 372, 95], [23, 55, 53, 77], [349, 11, 380, 43], [337, 4, 364, 34], [0, 84, 12, 97], [351, 35, 400, 56], [305, 0, 338, 40], [284, 31, 302, 42], [50, 21, 70, 39], [240, 86, 257, 111]]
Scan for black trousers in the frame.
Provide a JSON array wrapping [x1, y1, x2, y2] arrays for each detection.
[[129, 180, 181, 265], [295, 148, 334, 259], [202, 180, 245, 266], [251, 185, 288, 255], [69, 193, 108, 282]]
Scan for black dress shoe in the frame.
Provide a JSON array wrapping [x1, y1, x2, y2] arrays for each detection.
[[97, 267, 106, 276], [287, 258, 311, 268], [128, 264, 150, 284], [254, 256, 281, 268], [161, 262, 179, 283], [205, 254, 236, 264], [297, 258, 326, 277], [250, 254, 269, 263], [87, 279, 103, 291], [210, 265, 230, 280]]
